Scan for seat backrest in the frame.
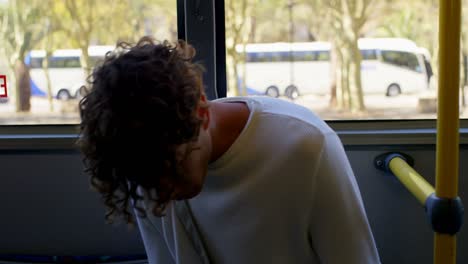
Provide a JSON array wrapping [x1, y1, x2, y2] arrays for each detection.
[[0, 149, 145, 256]]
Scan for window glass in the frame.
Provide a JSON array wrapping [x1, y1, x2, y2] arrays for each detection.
[[29, 58, 43, 69], [49, 58, 66, 68], [381, 51, 421, 72], [0, 0, 176, 125], [225, 1, 467, 120], [259, 52, 270, 62], [361, 50, 377, 61], [246, 53, 257, 63], [316, 50, 330, 61], [63, 58, 81, 68], [271, 52, 284, 62], [293, 51, 315, 61]]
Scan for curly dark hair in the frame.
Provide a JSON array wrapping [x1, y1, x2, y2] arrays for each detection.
[[78, 36, 207, 224]]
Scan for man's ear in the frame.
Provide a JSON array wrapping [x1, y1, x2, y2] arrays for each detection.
[[199, 108, 210, 130], [198, 95, 210, 130]]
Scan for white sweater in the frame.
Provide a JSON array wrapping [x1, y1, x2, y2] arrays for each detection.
[[136, 96, 380, 264]]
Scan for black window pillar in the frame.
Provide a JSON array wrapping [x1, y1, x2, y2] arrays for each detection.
[[178, 0, 226, 100]]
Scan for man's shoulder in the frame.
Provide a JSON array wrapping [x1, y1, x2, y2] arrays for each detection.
[[217, 96, 328, 126], [251, 96, 334, 136], [214, 96, 335, 146], [134, 199, 175, 234]]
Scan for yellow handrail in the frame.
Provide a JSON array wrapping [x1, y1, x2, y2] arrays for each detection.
[[388, 157, 435, 205], [435, 1, 461, 263]]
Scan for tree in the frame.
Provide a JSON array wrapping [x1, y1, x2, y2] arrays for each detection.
[[0, 0, 177, 114], [0, 0, 47, 112], [460, 0, 468, 108], [50, 0, 177, 86], [372, 0, 438, 73], [92, 0, 177, 45], [53, 0, 104, 79], [225, 0, 321, 96], [297, 0, 334, 41], [325, 0, 375, 112], [41, 13, 61, 112], [225, 0, 255, 96]]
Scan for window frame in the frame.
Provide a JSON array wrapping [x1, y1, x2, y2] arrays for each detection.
[[178, 0, 226, 100], [2, 120, 468, 150]]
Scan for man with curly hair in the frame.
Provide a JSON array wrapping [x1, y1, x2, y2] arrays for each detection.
[[78, 36, 380, 264]]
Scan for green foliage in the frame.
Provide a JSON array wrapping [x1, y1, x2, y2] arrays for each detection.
[[0, 0, 46, 64], [0, 0, 51, 111], [371, 1, 438, 54], [0, 0, 176, 112]]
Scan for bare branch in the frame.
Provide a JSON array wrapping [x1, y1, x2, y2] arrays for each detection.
[[65, 0, 86, 42]]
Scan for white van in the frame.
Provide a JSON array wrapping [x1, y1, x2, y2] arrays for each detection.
[[237, 38, 432, 99]]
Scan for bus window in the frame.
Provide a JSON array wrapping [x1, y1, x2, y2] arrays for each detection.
[[49, 58, 66, 68], [361, 50, 378, 61], [63, 58, 81, 68], [225, 0, 451, 120], [381, 51, 422, 73], [29, 58, 43, 69], [271, 52, 284, 62], [316, 51, 330, 61], [293, 51, 315, 61], [246, 53, 256, 63], [247, 52, 270, 63]]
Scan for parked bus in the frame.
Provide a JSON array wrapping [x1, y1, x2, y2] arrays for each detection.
[[27, 46, 114, 100], [237, 38, 433, 99]]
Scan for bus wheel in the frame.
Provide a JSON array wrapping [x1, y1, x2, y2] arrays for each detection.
[[75, 86, 87, 100], [386, 84, 401, 97], [75, 90, 83, 100], [57, 89, 71, 100], [265, 86, 280, 98], [285, 85, 300, 100]]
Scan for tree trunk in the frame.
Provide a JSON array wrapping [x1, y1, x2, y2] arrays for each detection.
[[226, 53, 239, 96], [460, 48, 466, 108], [233, 55, 243, 96], [14, 60, 31, 112], [329, 43, 338, 107], [348, 39, 365, 112], [336, 47, 345, 109], [344, 55, 351, 109], [326, 0, 369, 113], [80, 46, 91, 80], [43, 51, 54, 112], [225, 0, 251, 97], [240, 44, 248, 96], [338, 45, 352, 110], [335, 38, 364, 112], [248, 16, 256, 43]]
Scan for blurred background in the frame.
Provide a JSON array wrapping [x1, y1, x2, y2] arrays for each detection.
[[0, 0, 467, 124]]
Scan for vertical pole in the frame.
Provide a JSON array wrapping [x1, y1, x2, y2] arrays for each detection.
[[435, 1, 461, 263]]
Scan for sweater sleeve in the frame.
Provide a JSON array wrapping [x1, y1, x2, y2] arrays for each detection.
[[135, 215, 175, 264], [309, 133, 381, 264]]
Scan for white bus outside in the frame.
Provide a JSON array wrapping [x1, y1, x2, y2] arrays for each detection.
[[27, 46, 114, 100], [237, 38, 433, 99]]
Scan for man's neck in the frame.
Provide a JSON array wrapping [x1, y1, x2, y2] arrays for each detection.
[[208, 101, 250, 163]]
